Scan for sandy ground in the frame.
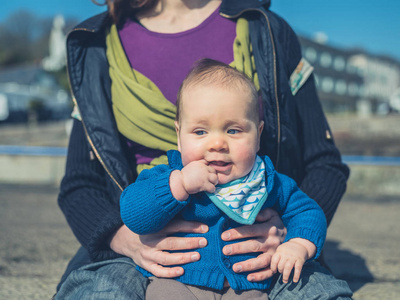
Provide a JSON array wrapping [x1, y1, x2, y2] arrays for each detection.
[[1, 184, 399, 300], [0, 184, 78, 300]]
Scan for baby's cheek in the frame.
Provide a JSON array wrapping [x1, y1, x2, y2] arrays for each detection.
[[181, 147, 203, 166], [237, 148, 256, 170]]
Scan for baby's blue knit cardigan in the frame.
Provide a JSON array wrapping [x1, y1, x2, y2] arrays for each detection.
[[120, 150, 327, 291]]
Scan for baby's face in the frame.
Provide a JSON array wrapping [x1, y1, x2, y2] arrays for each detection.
[[176, 84, 263, 185]]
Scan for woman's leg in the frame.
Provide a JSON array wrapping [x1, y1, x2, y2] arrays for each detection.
[[267, 261, 353, 300], [146, 278, 200, 300], [222, 288, 268, 300], [54, 248, 148, 300]]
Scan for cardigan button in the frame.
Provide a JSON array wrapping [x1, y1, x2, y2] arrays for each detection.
[[223, 258, 231, 268], [222, 220, 230, 230]]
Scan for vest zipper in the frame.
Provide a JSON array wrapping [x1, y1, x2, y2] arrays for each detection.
[[66, 29, 124, 192], [220, 9, 281, 167]]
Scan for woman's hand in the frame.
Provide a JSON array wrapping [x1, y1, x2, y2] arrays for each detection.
[[221, 208, 287, 282], [110, 220, 208, 278]]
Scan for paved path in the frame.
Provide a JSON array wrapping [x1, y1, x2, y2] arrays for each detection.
[[0, 184, 399, 299]]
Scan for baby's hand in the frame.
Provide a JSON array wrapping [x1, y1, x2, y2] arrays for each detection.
[[170, 160, 218, 201], [270, 238, 316, 283], [181, 160, 218, 194]]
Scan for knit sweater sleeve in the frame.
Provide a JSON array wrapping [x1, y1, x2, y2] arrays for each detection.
[[120, 165, 188, 235], [58, 119, 124, 261], [270, 170, 327, 259], [283, 21, 350, 226]]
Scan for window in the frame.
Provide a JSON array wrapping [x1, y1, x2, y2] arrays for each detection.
[[335, 80, 347, 95], [305, 47, 317, 63], [333, 56, 346, 71], [320, 52, 332, 68], [321, 77, 334, 93], [358, 85, 366, 97], [348, 83, 359, 96], [346, 62, 356, 74]]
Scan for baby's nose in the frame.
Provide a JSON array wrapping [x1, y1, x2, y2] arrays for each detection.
[[208, 134, 228, 152]]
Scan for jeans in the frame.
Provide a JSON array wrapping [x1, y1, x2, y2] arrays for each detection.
[[54, 247, 352, 300], [54, 247, 148, 300], [267, 261, 353, 300]]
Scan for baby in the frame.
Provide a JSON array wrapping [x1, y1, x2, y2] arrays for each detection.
[[120, 59, 327, 299]]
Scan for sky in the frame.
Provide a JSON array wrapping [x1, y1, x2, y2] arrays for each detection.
[[1, 0, 399, 61]]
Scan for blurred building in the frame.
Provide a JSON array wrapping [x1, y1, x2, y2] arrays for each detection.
[[0, 65, 71, 123], [299, 36, 400, 115]]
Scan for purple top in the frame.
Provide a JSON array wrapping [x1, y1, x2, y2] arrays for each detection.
[[119, 7, 236, 164]]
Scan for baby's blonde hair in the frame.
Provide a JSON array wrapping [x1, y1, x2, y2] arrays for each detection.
[[176, 58, 260, 124]]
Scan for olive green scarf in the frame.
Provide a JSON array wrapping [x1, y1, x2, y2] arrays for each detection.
[[106, 18, 258, 173]]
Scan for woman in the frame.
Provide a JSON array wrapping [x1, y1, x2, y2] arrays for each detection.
[[55, 0, 352, 299]]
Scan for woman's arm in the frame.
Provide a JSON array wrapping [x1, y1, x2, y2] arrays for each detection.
[[283, 19, 350, 225], [58, 119, 124, 261], [295, 75, 349, 225]]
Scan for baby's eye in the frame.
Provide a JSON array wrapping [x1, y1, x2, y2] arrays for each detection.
[[195, 130, 206, 136], [227, 129, 240, 134]]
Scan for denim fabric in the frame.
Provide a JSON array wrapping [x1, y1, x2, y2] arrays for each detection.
[[55, 249, 351, 300], [54, 249, 148, 300], [56, 247, 92, 292], [267, 261, 353, 300]]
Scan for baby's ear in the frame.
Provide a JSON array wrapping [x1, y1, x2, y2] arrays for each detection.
[[257, 121, 264, 151], [258, 120, 264, 135], [175, 121, 181, 151]]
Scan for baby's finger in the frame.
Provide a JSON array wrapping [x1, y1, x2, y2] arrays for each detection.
[[207, 165, 217, 174], [208, 172, 218, 185], [277, 256, 288, 274], [282, 260, 294, 283], [270, 253, 280, 273], [292, 260, 303, 283], [198, 159, 210, 166], [204, 182, 216, 193]]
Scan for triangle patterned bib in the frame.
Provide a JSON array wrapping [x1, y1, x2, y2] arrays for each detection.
[[206, 156, 268, 225]]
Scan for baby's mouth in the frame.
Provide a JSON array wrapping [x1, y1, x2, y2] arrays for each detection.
[[208, 161, 232, 173], [209, 161, 229, 167]]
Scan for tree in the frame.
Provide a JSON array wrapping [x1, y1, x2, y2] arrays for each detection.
[[0, 10, 78, 67], [0, 10, 45, 66]]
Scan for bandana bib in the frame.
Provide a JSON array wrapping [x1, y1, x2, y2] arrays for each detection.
[[206, 156, 268, 225]]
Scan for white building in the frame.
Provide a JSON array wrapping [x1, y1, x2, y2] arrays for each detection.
[[347, 54, 400, 114], [298, 36, 400, 114]]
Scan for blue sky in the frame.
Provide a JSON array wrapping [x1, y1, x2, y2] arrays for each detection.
[[271, 0, 400, 61], [1, 0, 400, 61]]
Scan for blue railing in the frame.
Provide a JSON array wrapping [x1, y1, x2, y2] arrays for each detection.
[[1, 145, 400, 166], [0, 145, 67, 157], [343, 155, 400, 166]]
